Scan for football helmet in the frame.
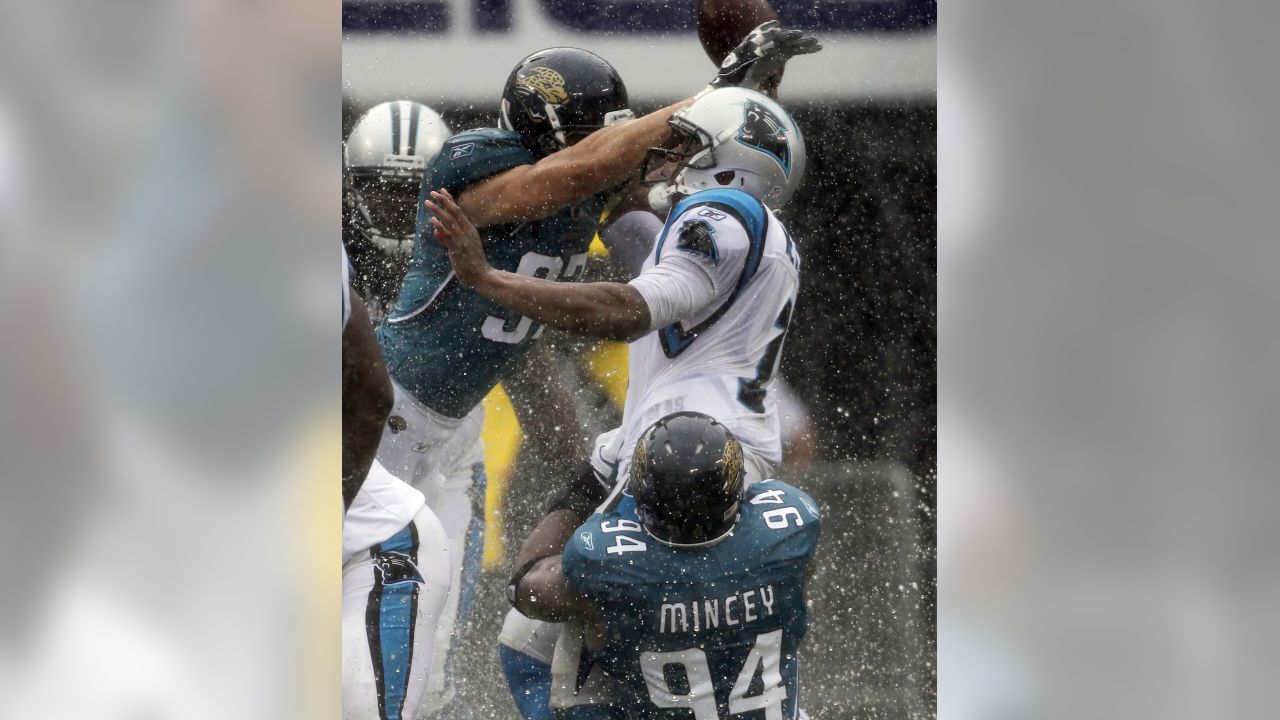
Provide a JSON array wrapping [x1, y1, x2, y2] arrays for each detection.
[[629, 412, 746, 547], [499, 47, 634, 159], [644, 87, 805, 211], [344, 100, 451, 256]]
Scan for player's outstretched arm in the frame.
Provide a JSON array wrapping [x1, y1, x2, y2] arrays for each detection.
[[428, 190, 652, 341], [457, 98, 694, 227], [456, 22, 819, 227], [342, 286, 393, 509]]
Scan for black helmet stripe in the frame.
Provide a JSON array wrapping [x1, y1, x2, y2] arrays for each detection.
[[406, 101, 420, 155], [389, 100, 402, 156]]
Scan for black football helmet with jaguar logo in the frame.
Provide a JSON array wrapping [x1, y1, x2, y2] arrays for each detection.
[[629, 412, 746, 547], [499, 47, 634, 158]]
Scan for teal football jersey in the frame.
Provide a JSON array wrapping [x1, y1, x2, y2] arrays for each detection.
[[563, 481, 821, 719], [377, 128, 609, 417]]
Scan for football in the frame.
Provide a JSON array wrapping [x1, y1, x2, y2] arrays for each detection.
[[696, 0, 780, 65]]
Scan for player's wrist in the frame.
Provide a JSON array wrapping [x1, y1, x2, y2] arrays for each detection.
[[467, 265, 500, 292]]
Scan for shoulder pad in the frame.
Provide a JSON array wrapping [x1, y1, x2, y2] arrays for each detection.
[[746, 480, 820, 522], [429, 128, 535, 196], [744, 480, 822, 559], [669, 188, 768, 245], [567, 513, 612, 561], [562, 513, 634, 595]]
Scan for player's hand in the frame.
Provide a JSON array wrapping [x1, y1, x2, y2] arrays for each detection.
[[706, 21, 822, 95], [426, 189, 489, 288]]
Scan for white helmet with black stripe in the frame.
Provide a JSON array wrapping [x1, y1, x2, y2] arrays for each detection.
[[644, 87, 805, 212], [344, 100, 451, 256]]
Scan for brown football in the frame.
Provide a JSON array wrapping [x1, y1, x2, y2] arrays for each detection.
[[696, 0, 780, 65]]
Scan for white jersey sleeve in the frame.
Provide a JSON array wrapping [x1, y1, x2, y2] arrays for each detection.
[[626, 204, 755, 331]]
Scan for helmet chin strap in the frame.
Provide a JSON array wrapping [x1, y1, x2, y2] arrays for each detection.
[[498, 99, 513, 131], [649, 162, 699, 212], [647, 183, 677, 212], [544, 102, 567, 150]]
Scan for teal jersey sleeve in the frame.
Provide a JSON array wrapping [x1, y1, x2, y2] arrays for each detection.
[[741, 480, 822, 569], [561, 521, 599, 598], [562, 512, 648, 599], [426, 128, 535, 197]]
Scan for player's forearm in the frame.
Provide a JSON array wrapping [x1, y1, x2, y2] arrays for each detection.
[[512, 556, 592, 622], [474, 270, 651, 342], [554, 98, 693, 192], [460, 99, 692, 225], [510, 509, 593, 621], [514, 509, 581, 573]]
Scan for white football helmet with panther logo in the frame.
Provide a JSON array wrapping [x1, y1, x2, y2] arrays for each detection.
[[344, 100, 451, 255], [645, 87, 806, 211]]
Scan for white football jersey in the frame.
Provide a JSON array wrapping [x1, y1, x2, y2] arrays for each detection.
[[621, 189, 800, 481], [343, 459, 426, 559]]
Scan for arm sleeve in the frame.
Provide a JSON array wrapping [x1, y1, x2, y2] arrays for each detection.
[[432, 131, 536, 197], [625, 205, 753, 331], [561, 538, 596, 596], [627, 256, 718, 331], [545, 464, 611, 521]]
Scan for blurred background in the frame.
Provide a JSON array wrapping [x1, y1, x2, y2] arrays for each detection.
[[344, 1, 936, 718]]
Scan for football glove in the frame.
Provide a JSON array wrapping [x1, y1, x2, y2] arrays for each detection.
[[704, 21, 822, 96]]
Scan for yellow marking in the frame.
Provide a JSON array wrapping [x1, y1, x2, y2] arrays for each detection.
[[584, 340, 630, 411], [481, 384, 523, 569], [589, 206, 613, 257]]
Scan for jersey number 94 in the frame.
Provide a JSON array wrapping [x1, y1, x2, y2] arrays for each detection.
[[640, 628, 788, 719]]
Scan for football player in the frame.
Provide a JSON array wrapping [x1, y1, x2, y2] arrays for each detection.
[[427, 87, 806, 487], [376, 27, 819, 717], [509, 413, 821, 718], [344, 100, 452, 322], [344, 250, 452, 720], [428, 86, 807, 719]]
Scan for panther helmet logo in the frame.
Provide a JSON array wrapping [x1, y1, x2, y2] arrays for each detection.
[[516, 67, 569, 105], [735, 100, 792, 176]]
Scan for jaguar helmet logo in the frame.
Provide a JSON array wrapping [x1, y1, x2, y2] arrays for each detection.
[[629, 436, 650, 490], [735, 100, 792, 176], [516, 67, 569, 105], [719, 438, 743, 493]]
